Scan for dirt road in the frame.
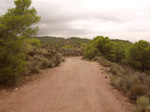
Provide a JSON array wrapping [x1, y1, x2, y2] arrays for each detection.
[[0, 57, 134, 112]]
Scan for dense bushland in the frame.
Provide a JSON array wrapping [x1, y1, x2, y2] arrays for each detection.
[[36, 37, 89, 56], [83, 36, 150, 112], [84, 36, 150, 71], [24, 42, 64, 75], [0, 0, 65, 86], [35, 36, 89, 47], [0, 0, 40, 85], [0, 0, 85, 86]]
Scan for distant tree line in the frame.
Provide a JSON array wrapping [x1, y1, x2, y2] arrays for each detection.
[[35, 36, 90, 48]]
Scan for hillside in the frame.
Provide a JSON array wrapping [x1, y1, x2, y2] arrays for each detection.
[[34, 36, 90, 48]]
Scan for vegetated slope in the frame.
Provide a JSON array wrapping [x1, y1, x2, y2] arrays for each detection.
[[83, 35, 150, 112], [0, 57, 134, 112], [35, 36, 90, 57], [35, 36, 90, 47], [111, 39, 132, 43], [35, 36, 65, 46]]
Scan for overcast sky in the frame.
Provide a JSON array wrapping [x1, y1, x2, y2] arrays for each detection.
[[0, 0, 150, 42]]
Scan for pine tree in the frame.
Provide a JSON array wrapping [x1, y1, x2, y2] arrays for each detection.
[[0, 0, 40, 85]]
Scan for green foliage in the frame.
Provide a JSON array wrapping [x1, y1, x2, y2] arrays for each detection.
[[109, 63, 125, 76], [83, 35, 131, 62], [94, 36, 110, 56], [26, 38, 41, 48], [84, 36, 131, 63], [0, 39, 26, 85], [83, 35, 150, 110], [51, 53, 63, 67], [136, 96, 150, 112], [27, 59, 41, 73], [109, 63, 149, 101], [0, 0, 40, 85], [62, 45, 72, 49], [93, 56, 112, 67], [111, 76, 122, 88], [0, 0, 41, 38], [85, 45, 99, 59], [111, 39, 131, 44], [80, 43, 87, 53], [62, 49, 82, 57], [86, 36, 111, 56], [35, 36, 90, 47], [83, 35, 150, 73], [24, 46, 64, 75], [34, 36, 89, 57], [107, 41, 131, 62], [84, 36, 109, 59], [127, 40, 150, 72]]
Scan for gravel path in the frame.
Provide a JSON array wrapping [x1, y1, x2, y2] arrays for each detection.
[[0, 57, 134, 112]]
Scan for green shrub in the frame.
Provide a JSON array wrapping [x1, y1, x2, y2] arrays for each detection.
[[27, 47, 38, 56], [84, 47, 99, 59], [49, 59, 55, 68], [62, 45, 73, 49], [0, 39, 26, 86], [26, 38, 41, 48], [28, 60, 41, 73], [127, 40, 150, 72], [109, 63, 125, 76], [130, 83, 148, 100], [40, 58, 50, 69], [53, 53, 63, 66], [120, 76, 132, 92], [39, 49, 48, 56], [23, 64, 31, 75], [144, 75, 150, 86], [24, 55, 42, 74], [25, 55, 51, 74], [48, 53, 63, 68], [136, 96, 150, 112], [111, 76, 122, 88], [80, 43, 87, 54], [94, 56, 112, 67]]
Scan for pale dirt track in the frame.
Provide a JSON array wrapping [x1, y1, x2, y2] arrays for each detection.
[[0, 57, 134, 112]]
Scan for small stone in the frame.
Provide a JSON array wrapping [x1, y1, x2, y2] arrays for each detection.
[[114, 90, 117, 92]]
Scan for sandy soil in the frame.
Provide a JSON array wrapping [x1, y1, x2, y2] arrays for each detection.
[[0, 57, 134, 112]]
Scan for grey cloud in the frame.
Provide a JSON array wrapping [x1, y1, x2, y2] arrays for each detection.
[[0, 0, 14, 14], [0, 0, 150, 41]]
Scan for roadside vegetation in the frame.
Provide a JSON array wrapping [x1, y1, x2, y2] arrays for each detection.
[[0, 0, 65, 86], [1, 0, 149, 111], [0, 0, 89, 86], [83, 35, 150, 112]]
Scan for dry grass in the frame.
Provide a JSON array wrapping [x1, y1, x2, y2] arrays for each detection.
[[94, 56, 150, 111], [136, 96, 150, 112], [24, 46, 64, 75], [93, 56, 112, 67]]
